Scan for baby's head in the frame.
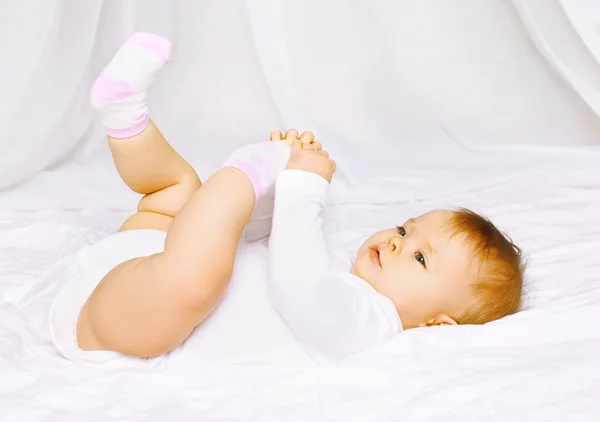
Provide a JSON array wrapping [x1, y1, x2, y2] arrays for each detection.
[[351, 209, 524, 328]]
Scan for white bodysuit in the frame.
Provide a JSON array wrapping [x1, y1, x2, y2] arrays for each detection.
[[268, 170, 403, 364]]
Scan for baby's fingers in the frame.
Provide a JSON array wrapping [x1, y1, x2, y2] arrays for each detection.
[[270, 130, 283, 142], [290, 139, 303, 154], [301, 141, 321, 152], [299, 131, 314, 144], [284, 129, 299, 145]]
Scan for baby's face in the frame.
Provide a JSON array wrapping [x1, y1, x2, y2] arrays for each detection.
[[351, 210, 475, 328]]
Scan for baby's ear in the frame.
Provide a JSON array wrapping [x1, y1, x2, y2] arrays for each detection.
[[423, 314, 457, 327]]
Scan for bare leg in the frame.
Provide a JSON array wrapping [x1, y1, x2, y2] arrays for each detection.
[[75, 31, 286, 358], [75, 31, 258, 356], [110, 120, 201, 231]]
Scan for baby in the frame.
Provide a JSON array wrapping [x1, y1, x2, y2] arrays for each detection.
[[267, 138, 524, 362], [49, 32, 524, 365]]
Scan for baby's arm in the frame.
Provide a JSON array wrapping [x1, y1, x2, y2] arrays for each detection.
[[268, 144, 399, 363], [269, 140, 336, 281], [269, 169, 332, 282]]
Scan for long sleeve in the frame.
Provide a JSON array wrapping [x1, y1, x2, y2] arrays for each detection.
[[268, 170, 402, 364]]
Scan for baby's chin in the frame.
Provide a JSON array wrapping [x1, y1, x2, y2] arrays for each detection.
[[350, 257, 377, 289]]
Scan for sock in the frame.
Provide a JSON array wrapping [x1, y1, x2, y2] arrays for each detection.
[[90, 32, 171, 138], [223, 141, 290, 242], [222, 141, 290, 200], [243, 189, 276, 242]]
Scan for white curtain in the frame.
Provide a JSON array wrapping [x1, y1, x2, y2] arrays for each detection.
[[512, 0, 600, 119], [1, 0, 599, 191]]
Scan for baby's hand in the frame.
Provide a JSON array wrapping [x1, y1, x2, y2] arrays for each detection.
[[270, 129, 315, 146], [285, 140, 336, 183]]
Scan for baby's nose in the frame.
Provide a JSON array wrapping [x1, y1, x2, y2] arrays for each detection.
[[388, 236, 404, 253]]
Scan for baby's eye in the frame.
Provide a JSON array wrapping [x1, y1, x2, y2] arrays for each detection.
[[415, 252, 427, 268], [397, 226, 407, 237]]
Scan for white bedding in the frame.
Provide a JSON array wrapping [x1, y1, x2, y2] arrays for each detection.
[[2, 0, 600, 419], [1, 143, 599, 421]]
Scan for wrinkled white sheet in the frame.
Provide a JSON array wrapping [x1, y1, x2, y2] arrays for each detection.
[[1, 145, 599, 421]]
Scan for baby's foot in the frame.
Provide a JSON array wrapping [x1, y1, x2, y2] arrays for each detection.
[[222, 141, 289, 201], [90, 32, 171, 138], [224, 129, 316, 242], [223, 129, 316, 200]]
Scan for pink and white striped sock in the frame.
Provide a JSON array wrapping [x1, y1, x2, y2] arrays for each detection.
[[90, 32, 171, 138], [222, 141, 290, 200]]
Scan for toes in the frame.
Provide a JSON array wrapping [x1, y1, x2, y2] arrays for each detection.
[[319, 150, 330, 159], [299, 131, 315, 144], [311, 141, 322, 152], [270, 130, 283, 142]]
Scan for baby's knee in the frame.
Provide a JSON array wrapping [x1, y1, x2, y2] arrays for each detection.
[[180, 171, 201, 193]]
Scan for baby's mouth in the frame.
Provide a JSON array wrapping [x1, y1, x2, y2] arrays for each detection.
[[369, 246, 382, 269]]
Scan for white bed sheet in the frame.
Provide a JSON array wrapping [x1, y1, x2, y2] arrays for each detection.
[[1, 144, 600, 421]]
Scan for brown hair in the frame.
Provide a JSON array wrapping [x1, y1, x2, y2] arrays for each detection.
[[446, 208, 525, 325]]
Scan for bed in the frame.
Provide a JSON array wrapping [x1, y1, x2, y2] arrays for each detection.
[[1, 142, 599, 421]]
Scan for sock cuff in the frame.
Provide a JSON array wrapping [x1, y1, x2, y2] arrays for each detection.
[[106, 116, 150, 139], [222, 159, 266, 199]]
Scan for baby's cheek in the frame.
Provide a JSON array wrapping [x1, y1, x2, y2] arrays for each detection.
[[385, 272, 416, 304]]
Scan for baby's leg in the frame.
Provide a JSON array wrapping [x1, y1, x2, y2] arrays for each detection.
[[90, 32, 200, 231], [77, 33, 290, 357], [110, 120, 200, 231], [77, 167, 257, 357], [78, 157, 288, 357]]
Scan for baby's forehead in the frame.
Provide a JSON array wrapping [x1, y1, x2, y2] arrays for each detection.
[[438, 234, 481, 283], [410, 210, 456, 238], [415, 216, 474, 259]]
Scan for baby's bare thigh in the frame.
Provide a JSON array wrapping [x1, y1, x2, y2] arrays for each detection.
[[76, 252, 220, 358]]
